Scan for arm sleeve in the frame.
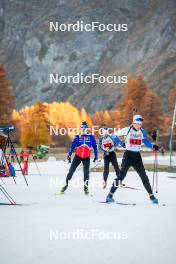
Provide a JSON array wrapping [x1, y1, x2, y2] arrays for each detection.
[[98, 138, 103, 152], [142, 129, 153, 149], [110, 135, 124, 147], [68, 135, 79, 156], [91, 135, 98, 159], [115, 127, 130, 137]]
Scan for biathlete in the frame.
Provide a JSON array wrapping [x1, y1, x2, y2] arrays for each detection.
[[98, 126, 125, 188], [59, 122, 98, 195], [106, 115, 159, 204]]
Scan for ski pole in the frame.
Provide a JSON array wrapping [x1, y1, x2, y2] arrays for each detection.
[[155, 146, 158, 193], [152, 150, 157, 191], [1, 143, 16, 184], [3, 134, 29, 186], [133, 108, 138, 116], [4, 152, 17, 185], [32, 154, 42, 176], [152, 129, 159, 193], [0, 177, 5, 184], [0, 184, 16, 203], [30, 151, 42, 176], [0, 184, 16, 204], [8, 137, 29, 186], [1, 137, 15, 184], [33, 157, 42, 176], [152, 153, 155, 191], [155, 130, 159, 193]]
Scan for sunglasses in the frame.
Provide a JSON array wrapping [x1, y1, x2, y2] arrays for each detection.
[[135, 118, 143, 122], [81, 125, 88, 130]]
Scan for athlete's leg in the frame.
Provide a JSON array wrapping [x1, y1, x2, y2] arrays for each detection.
[[103, 154, 110, 185], [109, 151, 121, 177], [109, 151, 131, 195], [60, 155, 82, 193], [82, 157, 90, 191], [132, 153, 153, 195], [65, 155, 81, 183]]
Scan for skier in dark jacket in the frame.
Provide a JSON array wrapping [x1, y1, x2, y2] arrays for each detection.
[[98, 126, 125, 188], [106, 115, 159, 204], [59, 122, 98, 195]]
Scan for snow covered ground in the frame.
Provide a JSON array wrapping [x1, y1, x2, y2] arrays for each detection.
[[0, 158, 176, 264], [93, 154, 176, 167]]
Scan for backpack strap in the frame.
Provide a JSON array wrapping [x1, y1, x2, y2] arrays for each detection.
[[140, 128, 147, 138], [126, 126, 132, 137]]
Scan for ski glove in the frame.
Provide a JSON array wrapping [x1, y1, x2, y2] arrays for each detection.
[[93, 157, 97, 162], [152, 130, 158, 141], [103, 151, 109, 157], [153, 144, 159, 151], [67, 156, 71, 163], [120, 142, 126, 148]]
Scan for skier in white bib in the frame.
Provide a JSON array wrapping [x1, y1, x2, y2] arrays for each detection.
[[98, 126, 125, 188], [106, 115, 159, 204]]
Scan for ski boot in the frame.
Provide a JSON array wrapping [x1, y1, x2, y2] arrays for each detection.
[[55, 184, 68, 195], [120, 181, 126, 188], [84, 185, 90, 195], [103, 181, 107, 189], [150, 194, 159, 204], [106, 193, 115, 203]]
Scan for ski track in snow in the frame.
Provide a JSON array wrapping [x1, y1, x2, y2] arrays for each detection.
[[0, 159, 176, 264]]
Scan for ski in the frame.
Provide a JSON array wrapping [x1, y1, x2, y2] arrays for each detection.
[[55, 192, 64, 195], [0, 202, 23, 206], [120, 185, 140, 191], [0, 184, 16, 204], [0, 202, 38, 206], [139, 203, 166, 206], [54, 192, 93, 197], [99, 201, 166, 206], [116, 202, 136, 206], [99, 201, 136, 206], [85, 193, 93, 197]]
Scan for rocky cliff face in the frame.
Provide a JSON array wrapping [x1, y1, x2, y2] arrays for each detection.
[[0, 0, 175, 113]]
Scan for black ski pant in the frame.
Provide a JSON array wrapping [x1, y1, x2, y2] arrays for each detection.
[[103, 151, 121, 182], [110, 150, 153, 195], [66, 155, 90, 187]]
